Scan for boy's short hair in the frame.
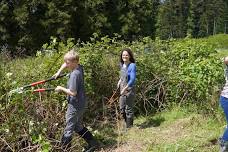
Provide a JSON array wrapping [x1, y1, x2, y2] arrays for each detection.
[[64, 49, 79, 62]]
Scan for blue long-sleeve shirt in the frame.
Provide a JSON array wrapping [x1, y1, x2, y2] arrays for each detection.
[[126, 63, 136, 87]]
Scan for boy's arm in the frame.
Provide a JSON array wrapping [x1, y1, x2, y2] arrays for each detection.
[[53, 63, 67, 78], [56, 71, 79, 96], [55, 86, 77, 96]]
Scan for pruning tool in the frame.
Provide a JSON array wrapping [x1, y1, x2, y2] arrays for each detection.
[[9, 73, 69, 94]]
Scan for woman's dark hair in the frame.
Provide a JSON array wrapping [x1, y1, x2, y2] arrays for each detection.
[[120, 48, 135, 65]]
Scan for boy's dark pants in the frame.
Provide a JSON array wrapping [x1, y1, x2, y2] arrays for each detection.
[[61, 103, 96, 148]]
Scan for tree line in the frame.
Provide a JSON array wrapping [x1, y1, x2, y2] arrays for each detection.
[[0, 0, 228, 55]]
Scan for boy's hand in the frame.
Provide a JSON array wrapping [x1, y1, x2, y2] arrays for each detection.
[[55, 86, 63, 92], [53, 63, 67, 79], [55, 86, 76, 96], [53, 72, 61, 79]]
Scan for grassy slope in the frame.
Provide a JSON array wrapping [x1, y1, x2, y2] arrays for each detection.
[[104, 107, 225, 152]]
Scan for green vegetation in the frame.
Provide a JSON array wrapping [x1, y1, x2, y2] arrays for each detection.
[[1, 34, 228, 151], [0, 0, 228, 55]]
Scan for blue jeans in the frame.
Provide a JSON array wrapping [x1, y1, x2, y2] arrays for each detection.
[[220, 96, 228, 141]]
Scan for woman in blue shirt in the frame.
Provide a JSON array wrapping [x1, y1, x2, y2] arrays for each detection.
[[117, 48, 136, 128]]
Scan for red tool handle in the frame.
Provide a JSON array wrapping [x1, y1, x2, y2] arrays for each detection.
[[22, 73, 68, 89], [30, 80, 46, 86]]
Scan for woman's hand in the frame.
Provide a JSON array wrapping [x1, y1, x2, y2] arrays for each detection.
[[120, 86, 128, 95], [117, 79, 121, 88], [120, 89, 125, 95]]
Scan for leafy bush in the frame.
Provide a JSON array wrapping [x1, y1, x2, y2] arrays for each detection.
[[163, 39, 223, 109]]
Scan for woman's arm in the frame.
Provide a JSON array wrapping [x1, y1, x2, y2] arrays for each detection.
[[120, 63, 136, 95], [127, 63, 136, 87]]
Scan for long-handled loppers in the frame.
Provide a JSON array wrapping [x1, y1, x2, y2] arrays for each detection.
[[9, 73, 69, 95]]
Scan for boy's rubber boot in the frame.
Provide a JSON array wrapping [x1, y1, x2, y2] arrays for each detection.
[[60, 136, 72, 150], [82, 139, 99, 152], [77, 127, 99, 152]]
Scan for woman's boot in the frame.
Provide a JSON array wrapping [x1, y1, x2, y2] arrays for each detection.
[[126, 117, 133, 128]]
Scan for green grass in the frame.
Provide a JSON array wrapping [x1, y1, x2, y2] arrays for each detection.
[[207, 34, 228, 49], [216, 48, 228, 58], [113, 106, 226, 152]]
